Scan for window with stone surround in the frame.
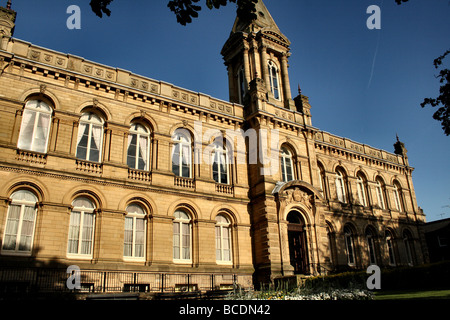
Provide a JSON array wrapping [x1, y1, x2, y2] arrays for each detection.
[[67, 197, 96, 259], [356, 172, 368, 207], [335, 169, 347, 203], [127, 122, 151, 171], [215, 214, 232, 264], [268, 60, 280, 100], [124, 203, 147, 261], [17, 100, 52, 153], [76, 112, 104, 163], [212, 140, 230, 185], [280, 147, 294, 183], [173, 209, 192, 263], [1, 190, 38, 256], [172, 129, 192, 179]]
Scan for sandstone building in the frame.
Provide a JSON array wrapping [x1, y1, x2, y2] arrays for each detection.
[[0, 1, 427, 292]]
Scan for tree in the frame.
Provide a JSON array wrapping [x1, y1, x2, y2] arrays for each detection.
[[395, 0, 450, 135], [421, 50, 450, 136], [89, 0, 258, 25]]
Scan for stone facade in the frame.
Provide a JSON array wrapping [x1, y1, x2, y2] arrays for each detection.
[[0, 1, 427, 290]]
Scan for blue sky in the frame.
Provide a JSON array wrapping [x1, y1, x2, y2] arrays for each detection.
[[7, 0, 450, 221]]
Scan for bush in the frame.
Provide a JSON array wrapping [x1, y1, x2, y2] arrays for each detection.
[[302, 261, 450, 292]]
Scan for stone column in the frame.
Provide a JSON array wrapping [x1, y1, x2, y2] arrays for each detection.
[[280, 53, 292, 104]]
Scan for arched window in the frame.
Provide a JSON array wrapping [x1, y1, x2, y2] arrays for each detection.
[[76, 112, 104, 162], [317, 162, 327, 199], [280, 147, 294, 182], [344, 226, 356, 266], [403, 229, 414, 266], [375, 177, 387, 210], [212, 141, 230, 185], [17, 100, 52, 153], [2, 190, 38, 255], [127, 123, 151, 171], [335, 169, 347, 203], [356, 173, 368, 207], [385, 230, 396, 266], [173, 210, 192, 262], [172, 129, 192, 178], [215, 214, 232, 264], [393, 181, 403, 212], [365, 227, 377, 265], [237, 66, 247, 104], [268, 61, 280, 100], [67, 197, 96, 258], [124, 203, 147, 260]]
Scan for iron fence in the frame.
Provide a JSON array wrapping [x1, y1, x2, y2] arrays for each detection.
[[0, 266, 253, 296]]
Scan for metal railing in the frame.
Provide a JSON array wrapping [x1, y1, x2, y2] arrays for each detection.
[[0, 267, 252, 296]]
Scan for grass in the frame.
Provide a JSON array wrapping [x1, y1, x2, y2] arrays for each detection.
[[374, 289, 450, 300]]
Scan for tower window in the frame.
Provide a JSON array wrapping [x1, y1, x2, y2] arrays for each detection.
[[280, 147, 294, 182], [268, 61, 280, 100]]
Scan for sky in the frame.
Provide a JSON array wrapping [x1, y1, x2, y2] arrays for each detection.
[[6, 0, 450, 222]]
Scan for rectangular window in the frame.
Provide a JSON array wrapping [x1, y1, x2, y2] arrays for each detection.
[[2, 204, 36, 254], [67, 211, 95, 257]]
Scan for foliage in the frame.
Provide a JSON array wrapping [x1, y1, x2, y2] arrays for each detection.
[[88, 0, 258, 25], [420, 50, 450, 136], [303, 261, 450, 292], [89, 0, 113, 18], [167, 0, 258, 26]]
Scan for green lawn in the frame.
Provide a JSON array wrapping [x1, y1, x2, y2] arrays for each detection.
[[374, 289, 450, 300]]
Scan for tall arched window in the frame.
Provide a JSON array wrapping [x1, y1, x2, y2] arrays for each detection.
[[335, 169, 347, 203], [403, 229, 414, 266], [173, 210, 192, 262], [124, 203, 147, 260], [344, 225, 356, 266], [2, 190, 38, 255], [212, 141, 230, 185], [393, 181, 403, 212], [280, 147, 294, 182], [356, 173, 368, 207], [172, 129, 192, 178], [127, 123, 151, 171], [237, 66, 247, 104], [268, 61, 280, 100], [385, 230, 396, 266], [375, 177, 387, 210], [317, 162, 327, 199], [215, 214, 232, 264], [17, 100, 52, 153], [67, 197, 96, 258], [365, 227, 377, 265], [76, 112, 104, 162]]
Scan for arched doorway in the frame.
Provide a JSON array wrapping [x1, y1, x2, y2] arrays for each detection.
[[287, 211, 309, 274]]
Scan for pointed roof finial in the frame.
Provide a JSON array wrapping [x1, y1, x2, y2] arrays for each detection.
[[298, 84, 302, 95], [6, 0, 12, 10]]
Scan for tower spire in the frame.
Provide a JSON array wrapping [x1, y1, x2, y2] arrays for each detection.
[[6, 0, 12, 10]]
